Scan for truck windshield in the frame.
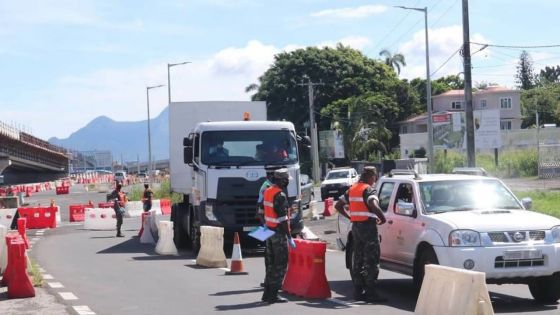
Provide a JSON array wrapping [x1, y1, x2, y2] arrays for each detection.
[[419, 179, 523, 214], [201, 130, 298, 166]]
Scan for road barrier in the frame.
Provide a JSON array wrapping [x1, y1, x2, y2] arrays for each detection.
[[155, 221, 178, 255], [160, 199, 171, 215], [98, 202, 114, 209], [0, 208, 17, 230], [323, 198, 335, 216], [17, 207, 57, 229], [124, 201, 143, 218], [84, 208, 116, 230], [55, 186, 69, 195], [0, 225, 7, 273], [282, 239, 331, 299], [68, 203, 94, 222], [16, 218, 29, 249], [140, 212, 156, 244], [6, 236, 35, 298], [414, 265, 494, 315], [196, 226, 227, 268], [1, 233, 19, 286]]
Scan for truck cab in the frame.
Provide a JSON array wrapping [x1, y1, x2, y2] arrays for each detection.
[[174, 120, 303, 251]]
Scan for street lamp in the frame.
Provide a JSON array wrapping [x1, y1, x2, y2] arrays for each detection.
[[146, 84, 165, 182], [167, 61, 191, 103], [395, 6, 434, 172]]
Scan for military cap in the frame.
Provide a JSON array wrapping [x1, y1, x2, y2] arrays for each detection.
[[362, 166, 378, 176]]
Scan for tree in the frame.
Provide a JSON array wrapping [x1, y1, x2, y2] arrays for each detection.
[[379, 49, 407, 75], [520, 83, 560, 128], [538, 65, 560, 86], [410, 75, 465, 106], [515, 50, 536, 90]]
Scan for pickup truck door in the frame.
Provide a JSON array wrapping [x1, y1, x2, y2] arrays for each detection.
[[390, 183, 423, 266], [377, 182, 398, 263]]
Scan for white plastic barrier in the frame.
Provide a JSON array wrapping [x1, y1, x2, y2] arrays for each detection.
[[125, 201, 143, 218], [0, 225, 7, 272], [155, 221, 178, 255], [0, 208, 17, 229], [415, 265, 494, 315], [140, 214, 156, 244], [149, 210, 159, 239], [84, 208, 117, 230], [55, 206, 61, 224], [196, 226, 227, 268], [151, 199, 161, 214]]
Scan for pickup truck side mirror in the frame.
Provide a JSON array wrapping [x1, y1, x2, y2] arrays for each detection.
[[521, 197, 532, 210], [396, 201, 416, 217]]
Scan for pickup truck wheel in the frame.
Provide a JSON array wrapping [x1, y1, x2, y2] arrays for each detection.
[[529, 273, 560, 304], [413, 247, 439, 291], [189, 218, 200, 254]]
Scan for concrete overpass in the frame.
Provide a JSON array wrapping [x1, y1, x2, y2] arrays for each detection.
[[0, 122, 68, 185], [125, 159, 169, 174]]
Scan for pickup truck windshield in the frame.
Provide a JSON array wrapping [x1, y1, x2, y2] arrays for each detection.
[[201, 130, 298, 166], [326, 171, 350, 180], [419, 179, 523, 213]]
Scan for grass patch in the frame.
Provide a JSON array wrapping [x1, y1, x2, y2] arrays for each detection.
[[127, 179, 183, 204], [514, 190, 560, 218], [28, 259, 44, 287]]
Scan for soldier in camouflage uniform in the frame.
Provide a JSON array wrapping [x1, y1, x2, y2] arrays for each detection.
[[261, 168, 297, 304], [335, 166, 387, 303]]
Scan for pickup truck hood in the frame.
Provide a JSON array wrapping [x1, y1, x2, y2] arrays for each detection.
[[433, 209, 560, 232], [322, 178, 351, 186]]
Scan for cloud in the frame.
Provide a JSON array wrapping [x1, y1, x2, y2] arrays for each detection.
[[311, 5, 387, 19], [209, 40, 278, 75]]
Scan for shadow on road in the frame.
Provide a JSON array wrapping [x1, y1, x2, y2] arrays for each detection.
[[491, 292, 558, 313], [210, 288, 262, 296], [214, 301, 269, 311]]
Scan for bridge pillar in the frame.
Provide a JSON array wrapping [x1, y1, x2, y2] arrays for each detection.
[[0, 157, 11, 174]]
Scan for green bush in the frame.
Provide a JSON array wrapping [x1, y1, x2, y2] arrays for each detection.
[[126, 179, 183, 203], [433, 150, 465, 173]]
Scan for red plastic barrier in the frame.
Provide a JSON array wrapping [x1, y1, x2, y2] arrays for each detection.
[[55, 186, 69, 195], [98, 202, 114, 209], [282, 239, 331, 299], [160, 199, 171, 215], [138, 212, 150, 237], [1, 233, 20, 287], [323, 198, 334, 216], [17, 218, 29, 249], [17, 207, 57, 229], [69, 205, 85, 222], [7, 238, 35, 298]]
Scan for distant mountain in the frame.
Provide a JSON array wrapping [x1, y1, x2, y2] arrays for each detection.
[[49, 108, 169, 162]]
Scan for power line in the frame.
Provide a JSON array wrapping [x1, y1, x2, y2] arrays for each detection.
[[431, 47, 461, 77], [430, 0, 460, 28], [471, 42, 560, 49]]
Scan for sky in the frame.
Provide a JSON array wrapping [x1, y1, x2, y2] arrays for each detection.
[[2, 0, 560, 140]]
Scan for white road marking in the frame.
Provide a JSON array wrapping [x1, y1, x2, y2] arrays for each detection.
[[329, 298, 358, 307], [219, 268, 230, 272], [32, 237, 40, 241], [326, 249, 339, 252], [48, 282, 64, 288], [73, 305, 96, 315], [43, 274, 54, 280], [59, 292, 78, 300]]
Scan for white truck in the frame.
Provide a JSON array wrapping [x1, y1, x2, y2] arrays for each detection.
[[169, 101, 304, 251]]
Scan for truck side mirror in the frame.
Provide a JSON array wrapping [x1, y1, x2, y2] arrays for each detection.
[[184, 146, 193, 165], [183, 137, 192, 147]]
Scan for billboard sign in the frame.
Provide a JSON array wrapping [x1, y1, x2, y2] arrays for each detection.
[[319, 130, 345, 159]]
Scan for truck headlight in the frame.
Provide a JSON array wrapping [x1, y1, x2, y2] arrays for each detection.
[[552, 226, 560, 243], [449, 230, 481, 247], [205, 202, 217, 221]]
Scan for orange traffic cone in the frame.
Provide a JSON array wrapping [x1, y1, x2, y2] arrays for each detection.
[[225, 232, 248, 275]]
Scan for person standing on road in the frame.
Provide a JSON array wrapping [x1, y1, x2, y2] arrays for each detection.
[[334, 166, 387, 303], [261, 168, 296, 304], [256, 169, 275, 288], [142, 183, 153, 212], [109, 183, 127, 237]]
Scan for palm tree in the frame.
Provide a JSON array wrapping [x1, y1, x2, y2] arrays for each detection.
[[379, 49, 407, 75]]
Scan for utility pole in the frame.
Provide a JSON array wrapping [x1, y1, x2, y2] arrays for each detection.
[[298, 80, 324, 183], [462, 0, 475, 167], [536, 110, 540, 179]]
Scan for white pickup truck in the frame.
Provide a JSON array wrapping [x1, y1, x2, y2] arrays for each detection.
[[337, 170, 560, 303]]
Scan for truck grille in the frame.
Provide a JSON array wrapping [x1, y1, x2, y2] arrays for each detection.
[[487, 230, 546, 244], [494, 256, 545, 268], [216, 177, 264, 226]]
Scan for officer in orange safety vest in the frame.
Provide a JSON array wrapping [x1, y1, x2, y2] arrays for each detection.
[[260, 168, 296, 304], [334, 166, 387, 303]]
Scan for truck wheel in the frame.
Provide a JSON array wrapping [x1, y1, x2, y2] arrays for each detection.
[[345, 238, 353, 277], [189, 217, 200, 254], [529, 273, 560, 304], [172, 204, 189, 249], [413, 247, 439, 291]]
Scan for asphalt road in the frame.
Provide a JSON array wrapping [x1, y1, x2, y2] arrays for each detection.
[[19, 183, 560, 315]]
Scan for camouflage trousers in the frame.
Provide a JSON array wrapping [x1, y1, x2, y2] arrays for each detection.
[[264, 232, 288, 291], [351, 221, 380, 294]]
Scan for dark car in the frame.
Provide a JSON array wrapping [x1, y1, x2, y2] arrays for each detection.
[[300, 174, 314, 208]]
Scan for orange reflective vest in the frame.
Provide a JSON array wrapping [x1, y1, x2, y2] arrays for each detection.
[[348, 182, 376, 222], [263, 185, 289, 229]]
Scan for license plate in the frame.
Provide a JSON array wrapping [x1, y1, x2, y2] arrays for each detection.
[[243, 226, 257, 232], [503, 249, 542, 260], [329, 190, 338, 194]]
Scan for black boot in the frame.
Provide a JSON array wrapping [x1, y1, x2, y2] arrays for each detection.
[[363, 290, 387, 303], [266, 288, 288, 304], [353, 286, 365, 301], [261, 286, 270, 302]]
